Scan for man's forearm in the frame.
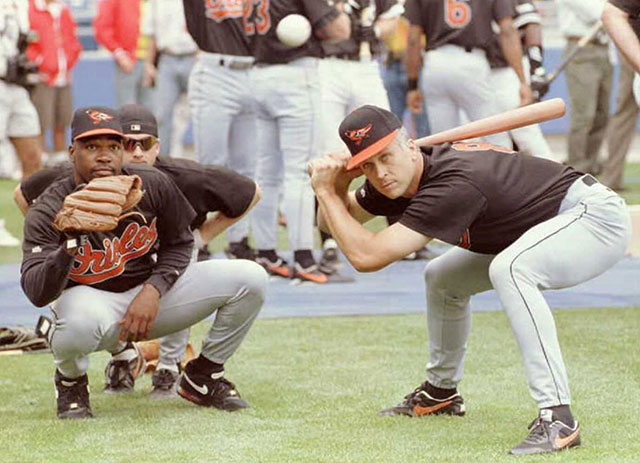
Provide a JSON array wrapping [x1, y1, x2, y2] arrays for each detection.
[[405, 27, 423, 80], [316, 190, 378, 271], [602, 3, 640, 73], [500, 26, 527, 83]]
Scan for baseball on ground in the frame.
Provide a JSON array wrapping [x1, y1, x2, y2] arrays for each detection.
[[276, 14, 311, 48]]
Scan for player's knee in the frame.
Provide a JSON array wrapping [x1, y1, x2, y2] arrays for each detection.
[[488, 253, 511, 289], [489, 252, 533, 291], [423, 256, 445, 287], [242, 261, 268, 301]]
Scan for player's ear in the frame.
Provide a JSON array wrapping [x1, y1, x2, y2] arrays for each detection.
[[68, 143, 76, 165]]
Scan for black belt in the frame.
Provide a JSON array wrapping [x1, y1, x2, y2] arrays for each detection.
[[582, 174, 598, 186]]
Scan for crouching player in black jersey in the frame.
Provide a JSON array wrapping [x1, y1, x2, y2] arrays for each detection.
[[19, 106, 267, 418]]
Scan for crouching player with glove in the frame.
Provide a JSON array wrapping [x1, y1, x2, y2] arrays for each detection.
[[20, 107, 267, 419]]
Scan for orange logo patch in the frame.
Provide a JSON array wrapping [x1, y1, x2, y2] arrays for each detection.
[[205, 0, 244, 22], [70, 218, 158, 284], [345, 124, 373, 146], [86, 109, 114, 125]]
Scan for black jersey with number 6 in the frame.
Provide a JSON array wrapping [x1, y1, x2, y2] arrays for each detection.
[[404, 0, 515, 52]]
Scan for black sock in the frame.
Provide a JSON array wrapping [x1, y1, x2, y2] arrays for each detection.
[[545, 405, 575, 427], [320, 231, 332, 243], [424, 381, 457, 400], [192, 354, 224, 374], [294, 249, 315, 268], [257, 249, 278, 262]]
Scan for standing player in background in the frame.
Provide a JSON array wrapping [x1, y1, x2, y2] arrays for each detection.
[[27, 0, 82, 166], [601, 0, 640, 191], [183, 0, 257, 261], [142, 0, 197, 158], [0, 0, 42, 246], [317, 0, 402, 275], [404, 0, 532, 148], [14, 104, 262, 397], [246, 0, 350, 283], [21, 106, 267, 418], [380, 15, 430, 140], [557, 0, 611, 175], [485, 0, 554, 159], [93, 0, 156, 111]]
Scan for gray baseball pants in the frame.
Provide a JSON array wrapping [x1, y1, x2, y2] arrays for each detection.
[[50, 260, 268, 378], [423, 176, 631, 408]]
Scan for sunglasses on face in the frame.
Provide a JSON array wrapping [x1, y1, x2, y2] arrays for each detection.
[[123, 136, 158, 152]]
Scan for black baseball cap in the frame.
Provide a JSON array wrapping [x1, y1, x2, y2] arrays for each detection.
[[118, 104, 158, 137], [71, 106, 124, 141], [340, 105, 402, 170]]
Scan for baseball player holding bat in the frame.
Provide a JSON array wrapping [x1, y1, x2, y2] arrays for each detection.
[[485, 0, 554, 158], [308, 105, 631, 454], [21, 106, 267, 418], [15, 104, 262, 398], [404, 0, 532, 148]]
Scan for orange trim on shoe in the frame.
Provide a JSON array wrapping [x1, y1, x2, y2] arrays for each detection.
[[554, 427, 580, 449], [413, 400, 453, 416], [295, 270, 328, 284]]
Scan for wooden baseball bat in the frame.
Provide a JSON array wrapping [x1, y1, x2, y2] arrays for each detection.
[[545, 21, 603, 84], [415, 98, 565, 147]]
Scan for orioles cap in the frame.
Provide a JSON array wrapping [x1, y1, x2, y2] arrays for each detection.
[[118, 104, 158, 137], [340, 105, 402, 170], [71, 106, 123, 141]]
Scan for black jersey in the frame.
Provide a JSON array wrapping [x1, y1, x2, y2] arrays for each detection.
[[355, 144, 582, 255], [321, 0, 402, 59], [21, 165, 196, 307], [153, 157, 256, 229], [404, 0, 515, 52], [183, 0, 251, 56], [610, 0, 640, 39], [20, 158, 256, 230], [486, 0, 540, 69], [248, 0, 340, 64]]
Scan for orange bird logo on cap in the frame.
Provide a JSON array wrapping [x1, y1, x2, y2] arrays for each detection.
[[86, 109, 114, 125], [345, 123, 373, 146]]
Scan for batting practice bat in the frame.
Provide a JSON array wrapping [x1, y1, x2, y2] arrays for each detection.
[[415, 98, 566, 147], [544, 20, 603, 85]]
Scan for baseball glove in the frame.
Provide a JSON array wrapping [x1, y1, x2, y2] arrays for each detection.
[[53, 175, 145, 233], [0, 325, 49, 353]]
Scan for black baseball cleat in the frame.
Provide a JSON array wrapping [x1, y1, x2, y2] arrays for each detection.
[[318, 246, 344, 274], [224, 237, 255, 261], [178, 361, 249, 411], [256, 254, 291, 278], [54, 370, 93, 419], [150, 367, 180, 399], [509, 409, 581, 455], [378, 382, 466, 417], [103, 342, 144, 394]]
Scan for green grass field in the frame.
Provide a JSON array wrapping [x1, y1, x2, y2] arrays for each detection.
[[1, 165, 639, 462], [0, 309, 639, 463]]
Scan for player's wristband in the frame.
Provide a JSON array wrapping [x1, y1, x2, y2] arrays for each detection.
[[407, 78, 418, 91], [526, 45, 543, 74]]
